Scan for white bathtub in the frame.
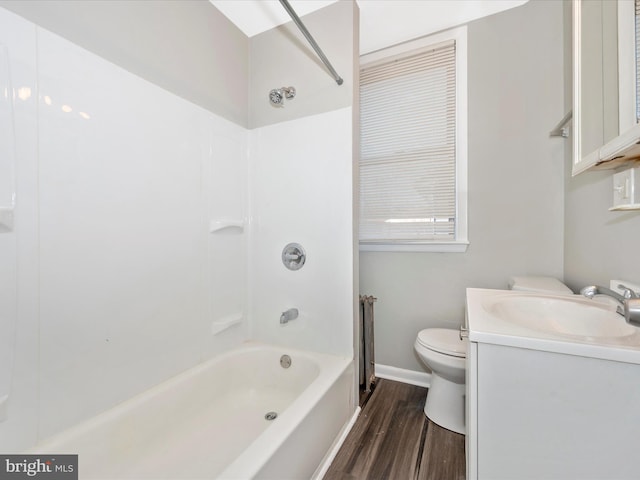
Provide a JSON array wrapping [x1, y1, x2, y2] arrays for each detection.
[[33, 343, 354, 479]]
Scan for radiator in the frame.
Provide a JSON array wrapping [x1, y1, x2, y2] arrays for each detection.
[[359, 295, 377, 393]]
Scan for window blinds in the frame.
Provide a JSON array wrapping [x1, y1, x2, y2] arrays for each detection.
[[359, 40, 457, 243]]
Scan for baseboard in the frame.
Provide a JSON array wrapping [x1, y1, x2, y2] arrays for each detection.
[[312, 406, 361, 480], [375, 363, 431, 388]]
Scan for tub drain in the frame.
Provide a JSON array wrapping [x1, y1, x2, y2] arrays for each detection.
[[265, 411, 278, 421], [280, 354, 292, 369]]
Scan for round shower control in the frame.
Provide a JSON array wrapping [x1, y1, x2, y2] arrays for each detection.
[[282, 243, 306, 271], [269, 89, 284, 106]]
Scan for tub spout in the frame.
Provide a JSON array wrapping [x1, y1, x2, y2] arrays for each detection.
[[280, 308, 299, 324]]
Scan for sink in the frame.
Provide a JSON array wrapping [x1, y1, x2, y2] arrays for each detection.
[[483, 294, 637, 340]]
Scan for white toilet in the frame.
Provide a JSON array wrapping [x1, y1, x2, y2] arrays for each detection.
[[414, 276, 573, 435]]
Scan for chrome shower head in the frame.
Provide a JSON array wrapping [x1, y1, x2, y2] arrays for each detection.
[[269, 86, 296, 107]]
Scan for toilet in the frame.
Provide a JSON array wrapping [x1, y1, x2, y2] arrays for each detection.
[[414, 276, 573, 435]]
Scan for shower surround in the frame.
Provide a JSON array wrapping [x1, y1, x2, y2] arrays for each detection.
[[0, 1, 359, 472]]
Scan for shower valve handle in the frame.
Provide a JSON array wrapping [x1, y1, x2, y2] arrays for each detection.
[[282, 243, 306, 271]]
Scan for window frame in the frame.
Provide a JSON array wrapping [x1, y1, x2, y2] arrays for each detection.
[[358, 26, 468, 253]]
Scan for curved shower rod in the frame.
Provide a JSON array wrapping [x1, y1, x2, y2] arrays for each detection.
[[278, 0, 344, 86]]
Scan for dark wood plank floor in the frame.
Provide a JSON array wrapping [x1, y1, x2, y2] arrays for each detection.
[[324, 379, 465, 480]]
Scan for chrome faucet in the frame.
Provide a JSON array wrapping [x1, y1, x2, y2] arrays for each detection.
[[580, 285, 628, 313], [580, 284, 640, 326], [280, 308, 299, 324]]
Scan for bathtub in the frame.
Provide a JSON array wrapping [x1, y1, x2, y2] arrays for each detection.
[[33, 343, 354, 479]]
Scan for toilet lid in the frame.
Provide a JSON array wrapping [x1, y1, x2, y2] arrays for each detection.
[[417, 328, 467, 357]]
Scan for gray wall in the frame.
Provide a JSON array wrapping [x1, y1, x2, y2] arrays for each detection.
[[360, 0, 566, 372], [249, 0, 356, 129], [0, 0, 249, 127], [564, 160, 640, 288], [564, 169, 640, 290]]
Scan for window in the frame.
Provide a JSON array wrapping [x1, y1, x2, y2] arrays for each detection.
[[359, 27, 467, 252]]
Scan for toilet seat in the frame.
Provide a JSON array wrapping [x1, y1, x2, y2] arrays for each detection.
[[417, 328, 467, 358]]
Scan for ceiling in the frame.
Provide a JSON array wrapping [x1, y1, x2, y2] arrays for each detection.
[[210, 0, 528, 54]]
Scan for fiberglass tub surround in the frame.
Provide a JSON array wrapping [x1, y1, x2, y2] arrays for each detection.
[[0, 2, 356, 468]]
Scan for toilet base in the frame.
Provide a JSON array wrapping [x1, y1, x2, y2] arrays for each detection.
[[424, 374, 466, 435]]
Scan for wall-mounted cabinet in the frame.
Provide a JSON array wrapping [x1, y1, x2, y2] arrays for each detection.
[[573, 0, 640, 175]]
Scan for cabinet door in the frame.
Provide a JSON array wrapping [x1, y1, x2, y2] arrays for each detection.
[[573, 0, 622, 174], [476, 343, 640, 479]]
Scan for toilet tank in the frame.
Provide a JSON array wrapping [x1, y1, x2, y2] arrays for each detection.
[[508, 276, 574, 295]]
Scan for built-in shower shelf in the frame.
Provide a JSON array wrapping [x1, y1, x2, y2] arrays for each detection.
[[209, 219, 245, 233], [211, 313, 243, 335]]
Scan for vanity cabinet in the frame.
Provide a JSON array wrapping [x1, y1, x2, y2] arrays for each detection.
[[466, 337, 640, 479]]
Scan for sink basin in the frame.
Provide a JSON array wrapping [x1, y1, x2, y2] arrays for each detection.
[[484, 294, 637, 340]]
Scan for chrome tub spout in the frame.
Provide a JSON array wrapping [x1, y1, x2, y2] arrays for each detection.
[[280, 308, 299, 324]]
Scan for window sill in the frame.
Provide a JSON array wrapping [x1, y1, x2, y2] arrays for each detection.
[[359, 241, 469, 253]]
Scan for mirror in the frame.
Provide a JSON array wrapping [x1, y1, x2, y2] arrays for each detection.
[[573, 0, 640, 175]]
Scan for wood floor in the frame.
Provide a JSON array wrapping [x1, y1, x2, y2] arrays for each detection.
[[324, 379, 465, 480]]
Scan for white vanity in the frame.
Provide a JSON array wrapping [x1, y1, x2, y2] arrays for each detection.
[[465, 288, 640, 479]]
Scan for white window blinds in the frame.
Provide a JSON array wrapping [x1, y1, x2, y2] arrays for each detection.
[[360, 40, 457, 243]]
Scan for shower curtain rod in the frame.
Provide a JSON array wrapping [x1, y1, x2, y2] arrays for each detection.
[[278, 0, 344, 86]]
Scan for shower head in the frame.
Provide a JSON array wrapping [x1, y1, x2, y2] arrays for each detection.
[[269, 86, 296, 107]]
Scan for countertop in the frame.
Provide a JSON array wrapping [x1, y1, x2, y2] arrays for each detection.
[[465, 288, 640, 365]]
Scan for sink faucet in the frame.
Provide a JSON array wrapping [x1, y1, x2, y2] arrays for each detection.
[[580, 285, 627, 312], [280, 308, 299, 324], [580, 284, 640, 326]]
